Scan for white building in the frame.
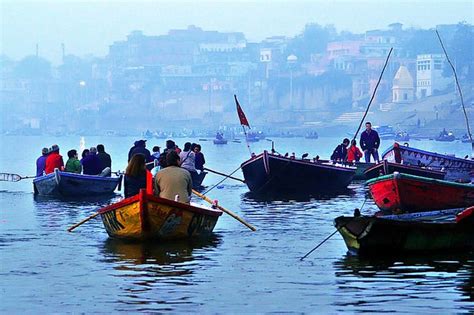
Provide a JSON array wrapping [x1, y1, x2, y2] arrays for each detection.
[[392, 65, 414, 103], [416, 54, 451, 98]]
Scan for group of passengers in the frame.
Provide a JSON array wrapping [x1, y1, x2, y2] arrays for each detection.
[[330, 122, 381, 165], [123, 139, 206, 204], [36, 144, 112, 177]]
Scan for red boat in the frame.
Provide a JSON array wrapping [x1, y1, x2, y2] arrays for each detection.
[[367, 172, 474, 213]]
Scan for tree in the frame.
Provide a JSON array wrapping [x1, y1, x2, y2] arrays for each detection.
[[286, 23, 335, 62], [447, 22, 474, 81], [13, 55, 51, 80]]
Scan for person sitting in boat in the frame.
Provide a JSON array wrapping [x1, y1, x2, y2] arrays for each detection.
[[360, 122, 380, 163], [65, 149, 82, 174], [128, 140, 152, 163], [194, 144, 206, 172], [179, 142, 199, 187], [36, 147, 49, 177], [216, 132, 223, 140], [154, 150, 192, 204], [124, 154, 147, 198], [81, 147, 103, 175], [331, 138, 350, 164], [158, 140, 177, 168], [44, 144, 64, 174], [81, 149, 89, 161], [346, 139, 363, 165], [96, 144, 112, 174], [151, 146, 161, 161]]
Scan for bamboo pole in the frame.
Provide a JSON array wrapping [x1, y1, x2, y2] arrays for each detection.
[[67, 211, 101, 232], [204, 167, 245, 183], [192, 189, 256, 231]]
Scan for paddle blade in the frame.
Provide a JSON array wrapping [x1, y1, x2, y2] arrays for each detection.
[[0, 173, 22, 182]]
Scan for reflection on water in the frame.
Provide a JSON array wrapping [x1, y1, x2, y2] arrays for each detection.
[[242, 187, 357, 203], [334, 253, 474, 312]]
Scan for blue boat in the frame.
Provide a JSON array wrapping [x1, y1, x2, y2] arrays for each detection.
[[33, 169, 122, 197], [382, 144, 474, 182]]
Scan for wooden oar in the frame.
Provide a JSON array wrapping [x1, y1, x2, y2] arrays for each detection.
[[192, 189, 256, 231], [204, 167, 245, 183], [0, 173, 35, 182], [67, 210, 101, 232]]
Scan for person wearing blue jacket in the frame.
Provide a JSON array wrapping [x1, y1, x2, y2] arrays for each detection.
[[360, 122, 380, 163]]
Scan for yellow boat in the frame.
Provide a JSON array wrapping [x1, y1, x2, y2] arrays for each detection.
[[98, 189, 223, 241]]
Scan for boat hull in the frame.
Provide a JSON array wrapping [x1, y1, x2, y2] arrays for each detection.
[[99, 190, 222, 241], [382, 144, 474, 181], [241, 151, 355, 195], [213, 139, 228, 144], [367, 173, 474, 213], [364, 160, 446, 180], [33, 169, 121, 197], [335, 208, 474, 256], [352, 162, 375, 180]]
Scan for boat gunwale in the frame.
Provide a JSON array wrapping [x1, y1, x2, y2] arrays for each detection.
[[364, 161, 446, 177], [382, 144, 474, 165], [365, 172, 473, 188], [33, 171, 121, 183], [98, 191, 223, 217]]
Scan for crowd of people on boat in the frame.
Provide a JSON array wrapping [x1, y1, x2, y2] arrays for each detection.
[[330, 122, 381, 165], [123, 139, 206, 203], [36, 144, 112, 177]]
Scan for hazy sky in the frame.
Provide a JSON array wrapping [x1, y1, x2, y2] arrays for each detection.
[[1, 0, 473, 64]]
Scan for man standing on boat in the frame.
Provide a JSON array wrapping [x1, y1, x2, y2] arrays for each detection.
[[360, 122, 380, 163]]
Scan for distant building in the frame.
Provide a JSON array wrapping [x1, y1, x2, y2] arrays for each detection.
[[392, 65, 414, 103], [416, 54, 451, 98]]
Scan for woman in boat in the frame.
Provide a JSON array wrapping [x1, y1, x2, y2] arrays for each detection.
[[347, 140, 363, 164], [179, 142, 199, 186], [124, 153, 147, 198], [154, 150, 192, 204], [65, 149, 82, 174]]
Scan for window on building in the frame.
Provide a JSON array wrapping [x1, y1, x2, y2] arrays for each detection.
[[404, 93, 408, 100]]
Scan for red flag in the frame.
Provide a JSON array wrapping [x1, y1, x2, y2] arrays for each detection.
[[234, 95, 250, 128]]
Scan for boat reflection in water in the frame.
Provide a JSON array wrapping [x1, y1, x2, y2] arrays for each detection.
[[333, 254, 474, 311]]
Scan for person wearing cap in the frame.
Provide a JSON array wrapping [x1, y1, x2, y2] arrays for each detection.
[[36, 147, 50, 177], [128, 140, 152, 163], [65, 149, 82, 174], [45, 144, 64, 174], [81, 147, 103, 175]]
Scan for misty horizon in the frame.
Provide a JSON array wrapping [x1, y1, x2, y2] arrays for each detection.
[[1, 0, 473, 64]]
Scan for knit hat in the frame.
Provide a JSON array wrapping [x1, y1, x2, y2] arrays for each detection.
[[51, 144, 60, 152], [41, 147, 49, 155]]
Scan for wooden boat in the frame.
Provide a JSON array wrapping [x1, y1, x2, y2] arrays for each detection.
[[352, 161, 375, 180], [394, 131, 409, 142], [98, 189, 222, 241], [213, 138, 228, 145], [382, 143, 474, 182], [241, 150, 355, 195], [33, 168, 122, 197], [364, 160, 446, 180], [305, 131, 319, 139], [367, 172, 474, 213], [435, 130, 455, 142], [334, 207, 474, 256]]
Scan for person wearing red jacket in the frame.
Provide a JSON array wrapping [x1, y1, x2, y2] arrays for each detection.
[[347, 140, 363, 164], [45, 144, 64, 174]]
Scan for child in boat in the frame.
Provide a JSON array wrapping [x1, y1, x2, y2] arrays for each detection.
[[65, 149, 82, 174], [347, 140, 363, 164]]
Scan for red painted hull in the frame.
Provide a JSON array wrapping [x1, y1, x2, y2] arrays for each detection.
[[368, 173, 474, 213]]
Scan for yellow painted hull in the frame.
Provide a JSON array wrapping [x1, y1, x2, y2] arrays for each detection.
[[99, 190, 222, 241]]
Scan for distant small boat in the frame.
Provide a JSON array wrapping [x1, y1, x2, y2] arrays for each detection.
[[367, 172, 474, 213], [98, 189, 222, 241], [33, 169, 122, 197], [435, 130, 455, 142], [305, 131, 319, 139], [461, 134, 473, 143], [394, 131, 409, 142], [213, 138, 228, 145], [364, 160, 446, 180], [335, 207, 474, 256]]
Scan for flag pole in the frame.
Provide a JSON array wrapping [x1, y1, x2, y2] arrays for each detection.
[[234, 94, 253, 157], [242, 125, 252, 156]]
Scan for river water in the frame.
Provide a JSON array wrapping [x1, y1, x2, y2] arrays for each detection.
[[0, 135, 473, 313]]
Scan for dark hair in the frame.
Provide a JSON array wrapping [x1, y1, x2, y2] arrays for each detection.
[[351, 139, 357, 145], [195, 144, 201, 151], [190, 143, 197, 151], [166, 150, 180, 167], [365, 122, 372, 126], [67, 149, 77, 158], [152, 146, 160, 152], [126, 154, 146, 177], [166, 140, 175, 150], [97, 144, 105, 152], [343, 138, 350, 144], [81, 149, 89, 158], [183, 142, 192, 152]]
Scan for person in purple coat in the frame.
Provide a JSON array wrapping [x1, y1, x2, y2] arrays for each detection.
[[36, 147, 49, 177], [81, 147, 103, 175], [360, 122, 380, 163]]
